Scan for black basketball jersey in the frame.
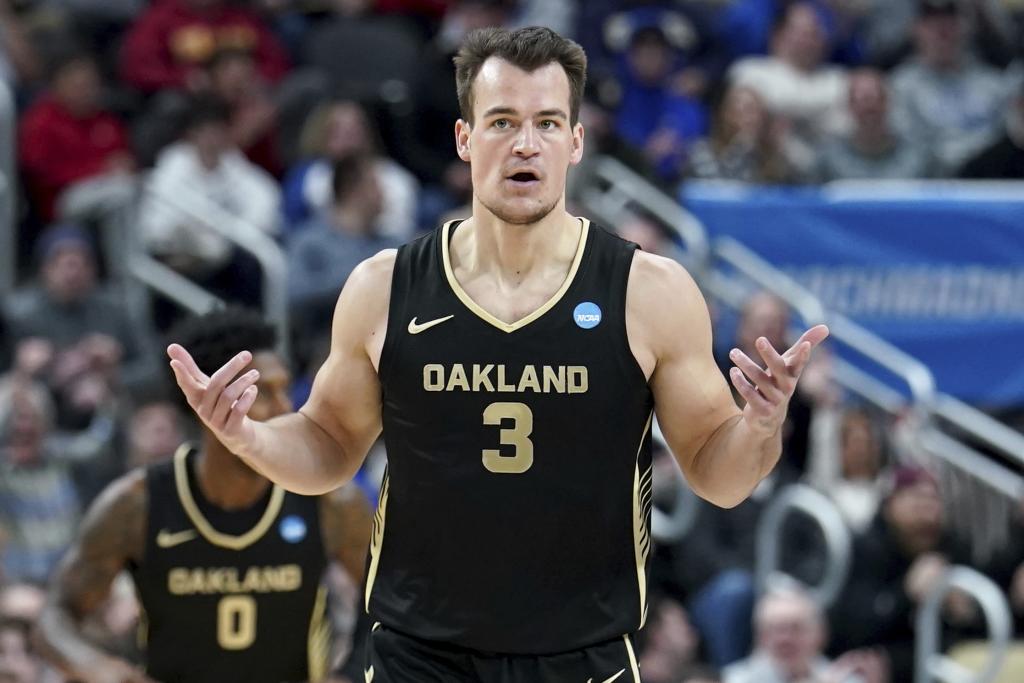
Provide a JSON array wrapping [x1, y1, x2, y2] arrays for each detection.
[[371, 218, 655, 654], [129, 445, 330, 683]]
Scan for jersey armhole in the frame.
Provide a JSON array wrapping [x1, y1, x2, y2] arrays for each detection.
[[376, 245, 409, 388], [620, 247, 654, 387], [131, 467, 155, 568]]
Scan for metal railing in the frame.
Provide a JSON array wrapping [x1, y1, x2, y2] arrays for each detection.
[[935, 394, 1024, 469], [0, 80, 15, 295], [919, 430, 1024, 502], [828, 356, 907, 414], [580, 156, 709, 275], [915, 566, 1012, 683], [127, 252, 224, 316], [140, 178, 290, 356], [754, 484, 852, 608]]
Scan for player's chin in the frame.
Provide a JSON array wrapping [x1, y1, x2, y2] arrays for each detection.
[[497, 202, 556, 225]]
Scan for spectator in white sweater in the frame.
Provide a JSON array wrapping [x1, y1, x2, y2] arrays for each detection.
[[890, 0, 1012, 174], [140, 97, 280, 280], [727, 2, 849, 148]]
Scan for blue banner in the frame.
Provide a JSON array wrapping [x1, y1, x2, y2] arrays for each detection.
[[681, 183, 1024, 407]]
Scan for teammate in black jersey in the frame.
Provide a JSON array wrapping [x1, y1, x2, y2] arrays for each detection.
[[167, 27, 829, 683], [38, 309, 372, 683]]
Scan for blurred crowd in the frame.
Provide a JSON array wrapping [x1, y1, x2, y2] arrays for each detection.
[[2, 0, 1024, 681]]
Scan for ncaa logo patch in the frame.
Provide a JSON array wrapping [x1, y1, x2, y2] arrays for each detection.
[[279, 515, 307, 544], [573, 302, 602, 329]]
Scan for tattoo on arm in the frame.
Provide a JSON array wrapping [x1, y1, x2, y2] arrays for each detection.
[[37, 469, 147, 674]]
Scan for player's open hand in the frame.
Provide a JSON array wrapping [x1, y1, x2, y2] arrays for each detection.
[[727, 324, 829, 436], [167, 344, 259, 456]]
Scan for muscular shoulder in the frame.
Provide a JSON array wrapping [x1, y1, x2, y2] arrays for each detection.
[[330, 249, 397, 356], [81, 468, 148, 563], [627, 251, 709, 357], [336, 250, 397, 326], [627, 250, 697, 297], [347, 249, 398, 291], [90, 468, 147, 518]]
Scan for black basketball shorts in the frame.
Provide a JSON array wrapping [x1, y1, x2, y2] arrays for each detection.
[[362, 623, 640, 683]]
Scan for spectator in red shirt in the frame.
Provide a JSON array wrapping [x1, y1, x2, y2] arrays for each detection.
[[18, 51, 133, 222], [119, 0, 290, 94]]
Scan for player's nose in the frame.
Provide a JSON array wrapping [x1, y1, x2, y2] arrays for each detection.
[[513, 125, 539, 156]]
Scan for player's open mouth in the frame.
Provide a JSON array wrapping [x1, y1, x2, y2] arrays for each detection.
[[506, 171, 540, 185]]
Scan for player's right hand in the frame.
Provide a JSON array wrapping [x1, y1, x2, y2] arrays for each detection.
[[79, 656, 160, 683], [167, 344, 260, 456]]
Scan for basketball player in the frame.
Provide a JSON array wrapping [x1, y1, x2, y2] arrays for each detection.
[[167, 27, 829, 683], [37, 309, 373, 683]]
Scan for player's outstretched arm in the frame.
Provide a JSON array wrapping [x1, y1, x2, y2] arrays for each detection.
[[168, 251, 393, 495], [628, 252, 828, 508], [36, 471, 157, 683]]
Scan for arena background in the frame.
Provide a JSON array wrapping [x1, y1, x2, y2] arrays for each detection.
[[1, 0, 1023, 681]]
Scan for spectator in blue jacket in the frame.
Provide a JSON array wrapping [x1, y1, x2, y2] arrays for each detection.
[[613, 19, 708, 181], [287, 153, 402, 342]]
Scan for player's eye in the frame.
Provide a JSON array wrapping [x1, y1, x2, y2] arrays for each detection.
[[539, 120, 557, 130], [493, 119, 511, 129]]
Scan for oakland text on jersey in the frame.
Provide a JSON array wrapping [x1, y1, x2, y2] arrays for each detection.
[[422, 363, 589, 394], [167, 564, 303, 596]]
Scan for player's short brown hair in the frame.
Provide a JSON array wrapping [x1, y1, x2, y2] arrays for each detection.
[[453, 26, 587, 126]]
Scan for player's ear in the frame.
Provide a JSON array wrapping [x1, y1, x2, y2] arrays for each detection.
[[569, 122, 584, 166], [455, 119, 472, 162]]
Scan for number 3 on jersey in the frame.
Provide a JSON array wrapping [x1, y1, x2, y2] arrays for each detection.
[[482, 402, 534, 474]]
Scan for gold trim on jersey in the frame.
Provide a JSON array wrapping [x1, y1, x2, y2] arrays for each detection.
[[631, 413, 653, 630], [137, 600, 149, 651], [623, 634, 641, 682], [441, 217, 591, 333], [172, 445, 286, 551], [364, 470, 390, 612], [307, 585, 329, 682]]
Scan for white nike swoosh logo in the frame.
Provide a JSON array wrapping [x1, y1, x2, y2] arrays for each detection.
[[156, 529, 198, 548], [365, 666, 374, 682], [587, 669, 625, 683], [408, 315, 454, 334]]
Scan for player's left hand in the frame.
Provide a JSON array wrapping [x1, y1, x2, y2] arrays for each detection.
[[727, 324, 830, 435]]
